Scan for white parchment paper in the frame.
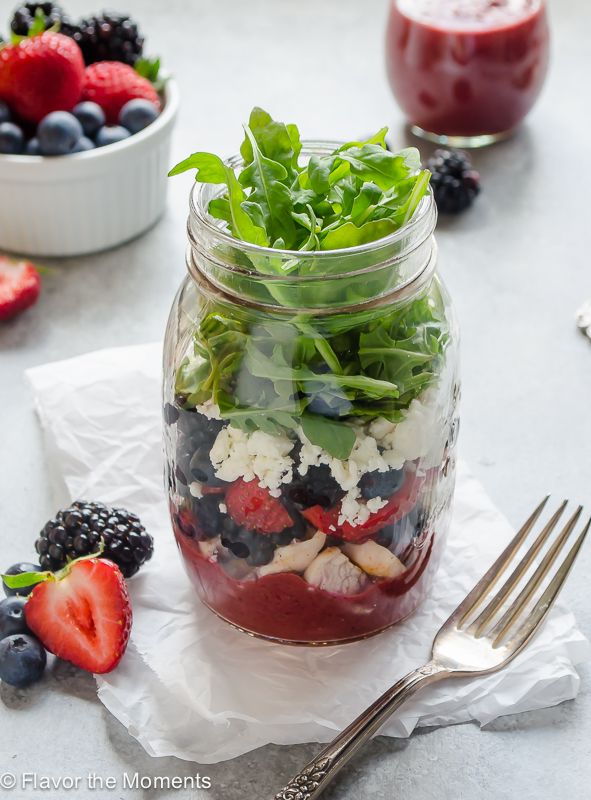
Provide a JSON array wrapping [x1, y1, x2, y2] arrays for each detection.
[[26, 342, 590, 763]]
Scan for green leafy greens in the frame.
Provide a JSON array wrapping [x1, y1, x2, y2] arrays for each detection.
[[170, 109, 446, 460], [169, 107, 430, 251]]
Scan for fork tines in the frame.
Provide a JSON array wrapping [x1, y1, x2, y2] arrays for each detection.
[[456, 497, 590, 648]]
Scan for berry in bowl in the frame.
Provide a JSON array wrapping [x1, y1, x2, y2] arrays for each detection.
[[0, 5, 178, 256], [163, 108, 460, 645]]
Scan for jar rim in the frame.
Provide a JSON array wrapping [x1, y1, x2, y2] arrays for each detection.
[[188, 140, 436, 261]]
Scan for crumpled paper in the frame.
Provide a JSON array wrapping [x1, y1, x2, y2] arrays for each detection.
[[26, 342, 590, 764]]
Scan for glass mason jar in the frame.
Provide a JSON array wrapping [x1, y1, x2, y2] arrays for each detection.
[[163, 144, 460, 645]]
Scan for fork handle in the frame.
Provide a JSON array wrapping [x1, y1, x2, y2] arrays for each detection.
[[273, 660, 448, 800]]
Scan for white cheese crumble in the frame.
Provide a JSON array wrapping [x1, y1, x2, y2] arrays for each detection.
[[219, 502, 227, 514], [210, 426, 294, 496], [189, 482, 203, 498], [337, 489, 387, 527], [195, 398, 221, 419]]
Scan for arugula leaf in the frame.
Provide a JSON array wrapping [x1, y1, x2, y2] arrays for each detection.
[[301, 415, 356, 460], [239, 126, 296, 246], [320, 219, 397, 250], [168, 152, 227, 182], [225, 166, 270, 246], [337, 146, 421, 191], [240, 107, 302, 177]]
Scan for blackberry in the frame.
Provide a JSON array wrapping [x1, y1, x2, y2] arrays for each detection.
[[76, 12, 144, 66], [34, 501, 153, 578], [10, 2, 75, 36], [427, 149, 481, 214], [359, 468, 404, 501], [286, 464, 345, 509]]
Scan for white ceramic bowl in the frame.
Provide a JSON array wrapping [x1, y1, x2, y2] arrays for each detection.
[[0, 80, 179, 257]]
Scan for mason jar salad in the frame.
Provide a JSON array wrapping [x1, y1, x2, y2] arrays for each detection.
[[163, 108, 459, 644]]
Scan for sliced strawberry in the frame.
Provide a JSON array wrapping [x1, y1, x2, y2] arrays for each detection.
[[226, 479, 293, 534], [0, 257, 41, 321], [302, 471, 423, 542], [25, 559, 132, 674]]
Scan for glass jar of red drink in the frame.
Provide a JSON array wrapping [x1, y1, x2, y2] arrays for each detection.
[[386, 0, 550, 147], [163, 144, 459, 645]]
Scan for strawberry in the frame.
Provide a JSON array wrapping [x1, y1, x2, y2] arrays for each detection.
[[0, 33, 84, 124], [82, 62, 161, 124], [302, 471, 423, 542], [24, 559, 132, 674], [226, 479, 294, 534], [0, 256, 41, 321]]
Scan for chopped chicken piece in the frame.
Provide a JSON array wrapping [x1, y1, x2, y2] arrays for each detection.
[[304, 547, 367, 594], [343, 540, 406, 579], [258, 531, 326, 577]]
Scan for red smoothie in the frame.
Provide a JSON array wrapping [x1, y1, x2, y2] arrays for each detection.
[[385, 0, 550, 144]]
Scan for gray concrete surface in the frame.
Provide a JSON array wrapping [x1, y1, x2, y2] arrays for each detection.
[[1, 0, 590, 797]]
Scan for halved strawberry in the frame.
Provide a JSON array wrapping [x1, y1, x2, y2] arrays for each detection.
[[0, 256, 41, 321], [302, 471, 423, 543], [24, 559, 132, 674], [226, 479, 293, 534]]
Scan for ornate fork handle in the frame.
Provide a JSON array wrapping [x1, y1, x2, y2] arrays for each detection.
[[274, 661, 448, 800]]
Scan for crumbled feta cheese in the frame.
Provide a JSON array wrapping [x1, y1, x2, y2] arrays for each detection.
[[189, 482, 203, 498], [337, 489, 386, 527], [366, 497, 387, 514], [297, 428, 393, 492], [304, 548, 367, 594], [195, 398, 221, 419], [210, 426, 294, 494], [219, 502, 227, 514], [369, 387, 444, 470]]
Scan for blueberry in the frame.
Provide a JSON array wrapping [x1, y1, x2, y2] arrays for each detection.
[[0, 121, 24, 154], [25, 137, 40, 155], [188, 446, 228, 487], [38, 111, 83, 155], [0, 634, 46, 688], [192, 495, 222, 539], [0, 100, 11, 124], [95, 125, 131, 148], [2, 563, 42, 597], [0, 597, 29, 638], [359, 468, 405, 501], [177, 410, 223, 447], [71, 136, 95, 153], [119, 98, 159, 134], [72, 101, 105, 138]]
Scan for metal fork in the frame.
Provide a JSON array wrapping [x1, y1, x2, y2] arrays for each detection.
[[273, 497, 590, 800]]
